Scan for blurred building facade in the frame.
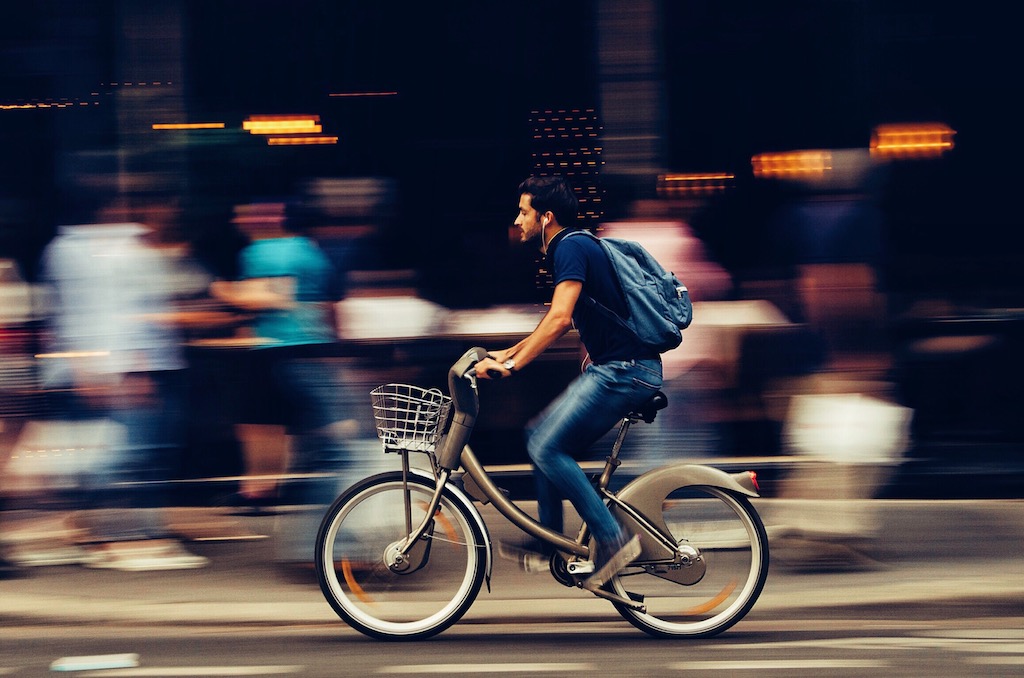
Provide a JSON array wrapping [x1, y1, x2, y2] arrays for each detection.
[[1, 1, 1021, 495]]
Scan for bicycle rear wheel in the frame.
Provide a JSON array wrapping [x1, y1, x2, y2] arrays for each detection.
[[316, 471, 487, 640], [610, 486, 768, 638]]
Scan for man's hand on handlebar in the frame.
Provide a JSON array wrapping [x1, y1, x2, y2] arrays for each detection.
[[475, 351, 512, 380]]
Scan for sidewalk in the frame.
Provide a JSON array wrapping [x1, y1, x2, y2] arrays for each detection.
[[1, 499, 1023, 628]]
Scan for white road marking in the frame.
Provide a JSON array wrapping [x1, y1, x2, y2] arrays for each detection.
[[50, 654, 140, 672], [920, 628, 1024, 640], [953, 643, 1024, 654], [76, 667, 302, 677], [969, 656, 1024, 665], [377, 663, 595, 674], [668, 659, 890, 671], [718, 636, 1024, 652]]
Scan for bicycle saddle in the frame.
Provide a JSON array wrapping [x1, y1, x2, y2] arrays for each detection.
[[631, 391, 668, 423]]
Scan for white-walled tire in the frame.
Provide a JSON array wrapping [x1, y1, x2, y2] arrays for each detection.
[[316, 472, 487, 640]]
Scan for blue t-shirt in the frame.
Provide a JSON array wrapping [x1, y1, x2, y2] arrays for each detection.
[[549, 229, 654, 363], [239, 236, 338, 345]]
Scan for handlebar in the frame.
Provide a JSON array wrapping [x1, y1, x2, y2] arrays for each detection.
[[435, 346, 510, 469], [433, 346, 489, 470]]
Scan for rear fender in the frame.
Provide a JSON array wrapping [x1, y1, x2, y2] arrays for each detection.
[[612, 465, 759, 562]]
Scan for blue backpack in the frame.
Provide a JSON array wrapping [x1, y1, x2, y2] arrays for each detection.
[[564, 230, 692, 353]]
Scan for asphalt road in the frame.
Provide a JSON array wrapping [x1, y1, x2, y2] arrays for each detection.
[[1, 499, 1023, 678], [2, 601, 1023, 678]]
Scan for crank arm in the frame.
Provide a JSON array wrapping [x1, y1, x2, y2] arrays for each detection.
[[583, 584, 647, 612]]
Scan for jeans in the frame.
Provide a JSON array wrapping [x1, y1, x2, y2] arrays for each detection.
[[526, 358, 663, 546]]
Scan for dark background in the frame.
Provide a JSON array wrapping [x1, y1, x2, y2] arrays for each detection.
[[1, 0, 1019, 305]]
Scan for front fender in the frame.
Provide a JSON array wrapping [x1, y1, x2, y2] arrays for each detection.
[[612, 464, 759, 562]]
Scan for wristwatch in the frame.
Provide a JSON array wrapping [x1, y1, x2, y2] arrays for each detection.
[[503, 358, 516, 372]]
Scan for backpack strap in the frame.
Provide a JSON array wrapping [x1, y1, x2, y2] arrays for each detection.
[[560, 230, 634, 332]]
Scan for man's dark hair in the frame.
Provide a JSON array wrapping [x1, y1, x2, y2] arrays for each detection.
[[518, 175, 579, 226]]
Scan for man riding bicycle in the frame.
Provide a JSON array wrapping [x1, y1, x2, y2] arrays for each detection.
[[475, 175, 664, 590]]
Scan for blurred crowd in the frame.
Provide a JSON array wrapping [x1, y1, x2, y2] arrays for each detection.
[[2, 169, 1018, 580], [0, 190, 384, 578]]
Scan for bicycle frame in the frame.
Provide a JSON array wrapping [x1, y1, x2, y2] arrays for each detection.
[[387, 346, 759, 592], [323, 346, 769, 639]]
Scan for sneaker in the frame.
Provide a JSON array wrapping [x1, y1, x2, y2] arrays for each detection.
[[498, 538, 552, 574], [583, 533, 641, 591], [84, 540, 209, 572]]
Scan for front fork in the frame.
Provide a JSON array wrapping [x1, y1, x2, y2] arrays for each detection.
[[384, 452, 449, 573]]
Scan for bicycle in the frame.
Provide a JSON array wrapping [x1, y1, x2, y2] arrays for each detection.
[[316, 346, 769, 640]]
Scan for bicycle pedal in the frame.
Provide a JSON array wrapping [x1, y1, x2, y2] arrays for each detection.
[[566, 560, 595, 575]]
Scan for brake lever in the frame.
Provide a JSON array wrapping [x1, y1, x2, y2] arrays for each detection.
[[462, 366, 503, 381]]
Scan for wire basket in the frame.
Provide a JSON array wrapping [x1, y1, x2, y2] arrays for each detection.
[[370, 383, 452, 453]]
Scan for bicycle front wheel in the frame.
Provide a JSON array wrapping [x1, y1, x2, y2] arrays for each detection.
[[316, 471, 487, 640], [610, 486, 768, 638]]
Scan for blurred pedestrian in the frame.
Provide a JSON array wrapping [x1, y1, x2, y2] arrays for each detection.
[[0, 256, 34, 577], [0, 485, 23, 578], [37, 203, 207, 571], [211, 200, 364, 575]]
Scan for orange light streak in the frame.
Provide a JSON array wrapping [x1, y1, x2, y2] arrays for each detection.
[[243, 115, 321, 134], [752, 150, 833, 178], [152, 122, 225, 130], [870, 122, 956, 158], [266, 136, 338, 146]]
